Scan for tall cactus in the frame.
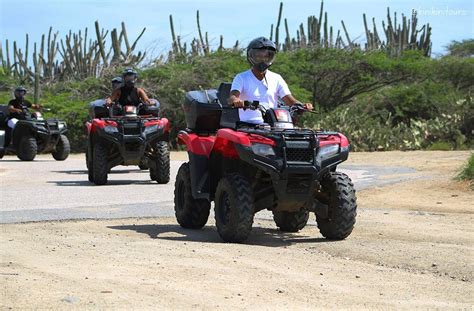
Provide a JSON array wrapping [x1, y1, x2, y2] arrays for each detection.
[[275, 2, 283, 49], [2, 21, 146, 84]]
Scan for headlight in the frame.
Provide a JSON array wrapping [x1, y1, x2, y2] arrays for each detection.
[[274, 122, 294, 129], [251, 143, 275, 157], [58, 123, 65, 130], [317, 144, 339, 159], [104, 125, 118, 134], [144, 124, 159, 135]]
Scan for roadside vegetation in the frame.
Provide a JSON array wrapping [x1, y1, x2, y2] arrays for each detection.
[[0, 2, 472, 152]]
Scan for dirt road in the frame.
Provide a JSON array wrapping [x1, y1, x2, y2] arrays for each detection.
[[1, 151, 472, 309]]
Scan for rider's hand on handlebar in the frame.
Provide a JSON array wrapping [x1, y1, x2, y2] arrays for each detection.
[[230, 97, 245, 108], [303, 103, 313, 111], [105, 98, 112, 106]]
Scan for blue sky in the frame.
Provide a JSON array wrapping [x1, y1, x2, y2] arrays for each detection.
[[1, 0, 472, 61]]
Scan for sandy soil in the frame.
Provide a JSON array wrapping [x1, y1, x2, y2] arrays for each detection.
[[1, 151, 473, 309]]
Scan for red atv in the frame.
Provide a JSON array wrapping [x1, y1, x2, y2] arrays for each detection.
[[85, 100, 170, 185], [174, 83, 357, 243]]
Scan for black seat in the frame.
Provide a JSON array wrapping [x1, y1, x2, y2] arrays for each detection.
[[217, 82, 240, 129]]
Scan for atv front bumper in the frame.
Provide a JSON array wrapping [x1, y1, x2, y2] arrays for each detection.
[[235, 144, 349, 212], [94, 126, 168, 165], [235, 144, 349, 180]]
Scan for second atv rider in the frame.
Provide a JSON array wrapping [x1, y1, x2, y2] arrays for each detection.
[[7, 86, 42, 129], [105, 69, 153, 114], [229, 37, 313, 123]]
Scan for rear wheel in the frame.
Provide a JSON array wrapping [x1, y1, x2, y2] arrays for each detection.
[[214, 174, 254, 243], [92, 142, 108, 185], [150, 141, 170, 184], [273, 208, 309, 232], [0, 149, 4, 159], [316, 172, 357, 240], [52, 134, 70, 161], [17, 136, 37, 161], [174, 163, 210, 229]]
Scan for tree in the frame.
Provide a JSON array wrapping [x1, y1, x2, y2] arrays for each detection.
[[445, 39, 474, 58]]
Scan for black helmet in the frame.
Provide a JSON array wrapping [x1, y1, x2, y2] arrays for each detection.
[[122, 68, 137, 87], [122, 68, 138, 87], [246, 37, 277, 72], [14, 86, 27, 99]]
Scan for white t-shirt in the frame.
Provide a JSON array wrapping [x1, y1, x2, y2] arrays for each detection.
[[231, 69, 291, 124]]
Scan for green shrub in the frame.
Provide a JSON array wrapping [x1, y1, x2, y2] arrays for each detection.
[[456, 153, 474, 189], [426, 141, 453, 151], [0, 48, 471, 152], [302, 87, 472, 151], [434, 56, 474, 91]]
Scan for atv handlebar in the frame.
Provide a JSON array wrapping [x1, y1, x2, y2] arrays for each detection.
[[243, 100, 260, 110], [290, 103, 317, 115], [229, 100, 316, 116]]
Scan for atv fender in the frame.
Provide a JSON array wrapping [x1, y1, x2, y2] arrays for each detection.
[[178, 130, 215, 200]]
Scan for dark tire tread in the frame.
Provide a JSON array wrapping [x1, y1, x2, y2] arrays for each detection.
[[86, 143, 94, 183], [214, 174, 254, 243], [316, 172, 357, 240], [17, 136, 37, 161], [92, 143, 108, 185], [150, 141, 170, 184], [52, 134, 70, 161], [174, 163, 210, 229]]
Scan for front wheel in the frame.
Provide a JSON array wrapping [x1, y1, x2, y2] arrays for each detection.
[[174, 163, 210, 229], [214, 174, 254, 243], [17, 136, 37, 161], [315, 172, 357, 240], [273, 208, 309, 232], [86, 143, 94, 183], [52, 134, 70, 161], [150, 141, 170, 184], [92, 142, 108, 185]]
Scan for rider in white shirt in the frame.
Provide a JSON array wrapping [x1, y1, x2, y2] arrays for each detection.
[[229, 37, 313, 124]]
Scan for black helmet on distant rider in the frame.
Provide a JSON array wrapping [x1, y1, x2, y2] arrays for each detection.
[[246, 37, 277, 73], [122, 68, 137, 88], [14, 86, 27, 99]]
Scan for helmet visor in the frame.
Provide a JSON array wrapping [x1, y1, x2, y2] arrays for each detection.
[[249, 48, 276, 65], [123, 74, 136, 83]]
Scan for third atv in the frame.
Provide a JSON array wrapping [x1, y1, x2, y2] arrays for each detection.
[[0, 105, 70, 161], [174, 83, 357, 243], [85, 100, 170, 185]]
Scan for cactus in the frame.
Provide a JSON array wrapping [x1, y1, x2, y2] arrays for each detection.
[[94, 21, 108, 66], [219, 35, 224, 51], [1, 1, 434, 87], [197, 10, 208, 55], [275, 2, 283, 49], [284, 18, 291, 51], [341, 20, 354, 49], [323, 12, 328, 48]]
